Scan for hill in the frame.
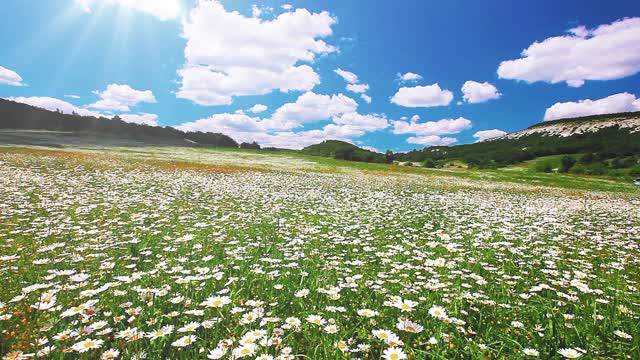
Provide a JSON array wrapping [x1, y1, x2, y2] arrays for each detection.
[[0, 98, 238, 148], [395, 111, 640, 178], [507, 111, 640, 138], [302, 140, 388, 163], [3, 97, 639, 176]]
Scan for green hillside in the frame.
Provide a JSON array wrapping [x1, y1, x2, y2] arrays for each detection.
[[302, 140, 388, 163], [395, 112, 640, 178], [2, 97, 639, 178]]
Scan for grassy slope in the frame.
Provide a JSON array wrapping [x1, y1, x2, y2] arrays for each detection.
[[395, 112, 640, 173]]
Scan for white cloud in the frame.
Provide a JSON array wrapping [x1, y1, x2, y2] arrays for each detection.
[[5, 96, 101, 117], [5, 96, 161, 126], [251, 4, 262, 18], [390, 84, 454, 108], [177, 1, 336, 106], [332, 112, 389, 132], [0, 65, 23, 86], [398, 72, 423, 82], [258, 124, 366, 149], [393, 116, 469, 148], [392, 116, 472, 136], [544, 92, 640, 121], [461, 81, 501, 103], [334, 68, 358, 84], [281, 4, 293, 11], [473, 129, 507, 142], [298, 124, 368, 142], [177, 65, 320, 107], [175, 113, 375, 150], [119, 113, 159, 126], [568, 25, 590, 38], [88, 84, 156, 111], [407, 135, 458, 146], [498, 17, 640, 87], [346, 83, 369, 93], [270, 92, 358, 130], [176, 113, 264, 133], [361, 145, 381, 153], [335, 69, 371, 99], [175, 91, 387, 149], [248, 104, 268, 113], [64, 94, 81, 99], [75, 0, 181, 21]]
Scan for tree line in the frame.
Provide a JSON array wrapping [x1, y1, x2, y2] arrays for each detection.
[[0, 99, 238, 148]]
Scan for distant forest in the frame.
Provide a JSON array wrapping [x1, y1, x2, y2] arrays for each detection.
[[0, 98, 238, 148]]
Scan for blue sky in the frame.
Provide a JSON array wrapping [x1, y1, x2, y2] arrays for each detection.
[[1, 0, 639, 151]]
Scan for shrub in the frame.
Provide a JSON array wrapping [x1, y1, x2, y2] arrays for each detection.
[[559, 156, 577, 173], [590, 164, 605, 175], [239, 141, 261, 150], [570, 164, 587, 175], [423, 159, 437, 168], [580, 153, 595, 164]]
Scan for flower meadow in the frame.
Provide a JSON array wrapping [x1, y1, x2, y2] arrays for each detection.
[[0, 150, 639, 359]]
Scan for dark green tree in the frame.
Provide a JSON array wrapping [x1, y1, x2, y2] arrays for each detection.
[[240, 141, 261, 150], [334, 147, 355, 161], [385, 150, 394, 164], [423, 158, 437, 168], [580, 153, 595, 164], [559, 156, 577, 173]]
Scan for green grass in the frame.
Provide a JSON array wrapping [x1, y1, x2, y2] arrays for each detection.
[[517, 154, 574, 170], [0, 140, 639, 359]]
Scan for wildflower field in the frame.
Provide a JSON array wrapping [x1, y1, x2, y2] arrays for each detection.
[[0, 147, 638, 360]]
